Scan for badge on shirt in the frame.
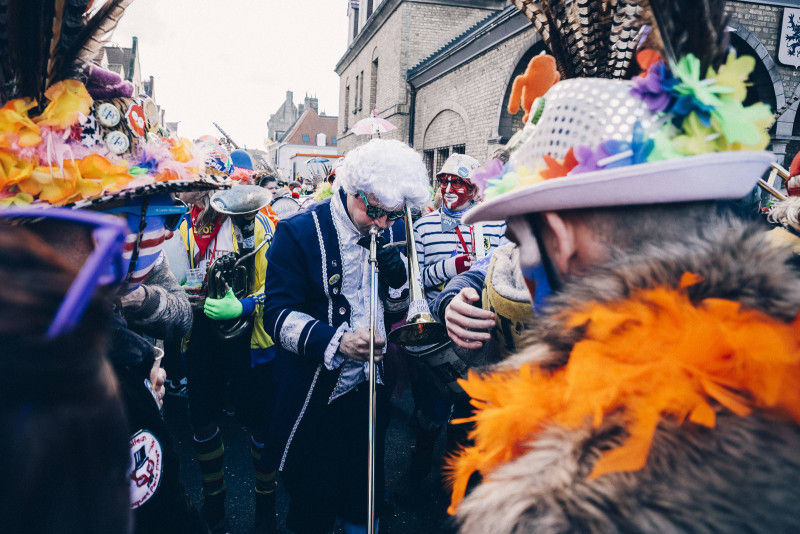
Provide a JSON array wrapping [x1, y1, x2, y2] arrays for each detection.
[[129, 429, 163, 509], [328, 274, 341, 286]]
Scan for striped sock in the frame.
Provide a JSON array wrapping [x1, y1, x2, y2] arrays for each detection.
[[250, 436, 276, 494], [193, 428, 226, 497]]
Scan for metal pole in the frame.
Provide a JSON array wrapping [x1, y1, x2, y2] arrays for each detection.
[[367, 225, 379, 534]]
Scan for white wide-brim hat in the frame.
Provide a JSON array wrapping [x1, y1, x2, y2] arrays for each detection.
[[464, 77, 775, 225], [465, 151, 773, 224]]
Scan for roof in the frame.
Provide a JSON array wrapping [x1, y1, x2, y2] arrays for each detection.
[[282, 108, 339, 146], [102, 46, 133, 79]]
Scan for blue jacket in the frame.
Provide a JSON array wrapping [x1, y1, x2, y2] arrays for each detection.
[[262, 193, 404, 470]]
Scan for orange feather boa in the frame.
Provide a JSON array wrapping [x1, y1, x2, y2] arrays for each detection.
[[447, 273, 800, 514]]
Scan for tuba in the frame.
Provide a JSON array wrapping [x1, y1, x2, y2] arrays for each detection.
[[206, 185, 273, 339], [388, 205, 447, 346]]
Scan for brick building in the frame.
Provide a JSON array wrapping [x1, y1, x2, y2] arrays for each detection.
[[336, 0, 800, 183], [270, 105, 340, 181]]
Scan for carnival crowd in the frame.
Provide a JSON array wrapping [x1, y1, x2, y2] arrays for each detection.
[[5, 1, 800, 534]]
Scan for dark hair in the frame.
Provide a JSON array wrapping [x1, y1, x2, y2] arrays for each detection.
[[0, 224, 130, 534], [254, 172, 277, 187]]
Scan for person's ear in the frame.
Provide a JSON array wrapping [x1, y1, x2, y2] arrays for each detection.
[[541, 211, 576, 275]]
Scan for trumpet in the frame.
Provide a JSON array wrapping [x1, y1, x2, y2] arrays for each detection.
[[367, 226, 379, 534], [388, 204, 447, 346]]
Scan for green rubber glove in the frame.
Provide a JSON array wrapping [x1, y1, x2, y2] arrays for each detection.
[[204, 288, 243, 320]]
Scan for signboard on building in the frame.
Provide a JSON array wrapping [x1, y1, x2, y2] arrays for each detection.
[[778, 8, 800, 67]]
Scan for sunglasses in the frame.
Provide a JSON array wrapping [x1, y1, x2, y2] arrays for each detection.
[[438, 176, 472, 189], [357, 192, 405, 221], [0, 208, 128, 339], [106, 199, 189, 232]]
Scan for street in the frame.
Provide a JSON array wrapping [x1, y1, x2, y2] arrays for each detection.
[[166, 389, 452, 533]]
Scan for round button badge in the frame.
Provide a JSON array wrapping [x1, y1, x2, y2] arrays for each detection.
[[96, 103, 121, 127], [105, 131, 130, 154]]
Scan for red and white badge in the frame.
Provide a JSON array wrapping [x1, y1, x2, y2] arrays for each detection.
[[126, 103, 146, 137], [129, 429, 163, 509]]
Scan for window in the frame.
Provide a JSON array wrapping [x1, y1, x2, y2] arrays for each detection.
[[352, 8, 359, 39], [332, 137, 338, 146], [452, 144, 466, 155], [423, 150, 434, 184], [369, 58, 378, 112], [435, 147, 450, 177], [344, 84, 350, 129], [302, 134, 310, 143], [359, 70, 365, 112], [366, 0, 374, 18], [353, 74, 359, 114]]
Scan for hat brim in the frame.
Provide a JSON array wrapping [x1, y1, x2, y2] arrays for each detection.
[[69, 175, 231, 210], [464, 152, 774, 225]]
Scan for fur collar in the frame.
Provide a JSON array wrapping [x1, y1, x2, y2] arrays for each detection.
[[456, 220, 800, 534]]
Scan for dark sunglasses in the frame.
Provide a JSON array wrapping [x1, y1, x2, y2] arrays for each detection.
[[357, 192, 404, 221], [0, 208, 127, 339], [438, 176, 472, 189]]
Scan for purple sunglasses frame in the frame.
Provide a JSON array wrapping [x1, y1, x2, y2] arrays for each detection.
[[0, 207, 128, 339]]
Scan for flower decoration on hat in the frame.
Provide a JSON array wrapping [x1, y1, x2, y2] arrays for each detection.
[[0, 79, 221, 207], [486, 49, 775, 200]]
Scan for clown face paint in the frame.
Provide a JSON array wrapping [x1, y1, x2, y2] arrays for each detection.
[[439, 174, 475, 211]]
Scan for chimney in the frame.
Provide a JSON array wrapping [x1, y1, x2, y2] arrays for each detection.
[[127, 36, 138, 82]]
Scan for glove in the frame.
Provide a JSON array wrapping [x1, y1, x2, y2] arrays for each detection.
[[358, 234, 407, 289], [204, 288, 243, 320], [451, 254, 472, 275]]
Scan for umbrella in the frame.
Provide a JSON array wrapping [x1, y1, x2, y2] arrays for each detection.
[[350, 110, 398, 137]]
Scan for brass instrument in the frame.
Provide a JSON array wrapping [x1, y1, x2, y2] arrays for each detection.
[[366, 226, 379, 534], [388, 204, 447, 346], [206, 185, 273, 339]]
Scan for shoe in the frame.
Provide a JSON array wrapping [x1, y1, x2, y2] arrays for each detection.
[[253, 489, 277, 534]]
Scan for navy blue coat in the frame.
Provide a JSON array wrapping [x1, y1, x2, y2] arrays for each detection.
[[262, 192, 404, 470]]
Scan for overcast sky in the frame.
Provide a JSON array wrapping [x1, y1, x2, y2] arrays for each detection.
[[113, 0, 347, 149]]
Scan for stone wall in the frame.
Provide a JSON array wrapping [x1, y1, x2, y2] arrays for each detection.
[[336, 1, 499, 154]]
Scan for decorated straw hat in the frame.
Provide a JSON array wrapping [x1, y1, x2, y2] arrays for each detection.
[[464, 3, 775, 225], [0, 2, 230, 211]]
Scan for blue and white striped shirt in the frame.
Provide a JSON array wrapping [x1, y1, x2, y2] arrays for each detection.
[[413, 207, 506, 303]]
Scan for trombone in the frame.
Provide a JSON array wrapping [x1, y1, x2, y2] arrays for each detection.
[[365, 205, 446, 533]]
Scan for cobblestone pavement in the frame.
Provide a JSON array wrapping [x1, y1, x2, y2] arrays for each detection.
[[166, 389, 454, 533]]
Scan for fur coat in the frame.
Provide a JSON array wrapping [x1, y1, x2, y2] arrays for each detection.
[[455, 220, 800, 534]]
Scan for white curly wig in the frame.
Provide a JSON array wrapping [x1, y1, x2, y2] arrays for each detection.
[[768, 197, 800, 231], [336, 139, 430, 210]]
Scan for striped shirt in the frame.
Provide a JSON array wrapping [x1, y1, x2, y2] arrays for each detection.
[[413, 207, 506, 303]]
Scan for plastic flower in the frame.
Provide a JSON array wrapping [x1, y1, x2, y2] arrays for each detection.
[[35, 79, 93, 129], [670, 54, 732, 125], [672, 113, 724, 156], [17, 161, 81, 204], [0, 191, 33, 207], [712, 100, 774, 148], [471, 158, 504, 193], [572, 123, 654, 173], [168, 137, 193, 163], [0, 150, 35, 188], [0, 99, 42, 149], [484, 166, 543, 199], [648, 123, 682, 162], [630, 61, 674, 113], [707, 52, 754, 103], [540, 148, 578, 179], [78, 154, 133, 191]]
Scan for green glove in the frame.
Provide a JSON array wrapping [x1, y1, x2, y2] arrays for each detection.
[[204, 288, 243, 320]]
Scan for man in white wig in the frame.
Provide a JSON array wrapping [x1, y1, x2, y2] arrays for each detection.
[[262, 139, 429, 533]]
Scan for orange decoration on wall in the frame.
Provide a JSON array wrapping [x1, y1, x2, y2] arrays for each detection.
[[508, 54, 561, 122]]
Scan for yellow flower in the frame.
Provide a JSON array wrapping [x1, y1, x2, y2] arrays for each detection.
[[0, 150, 35, 188], [78, 154, 133, 191], [169, 138, 193, 163], [35, 79, 92, 129], [707, 52, 754, 104], [17, 161, 80, 205], [0, 192, 34, 207], [0, 98, 42, 148]]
